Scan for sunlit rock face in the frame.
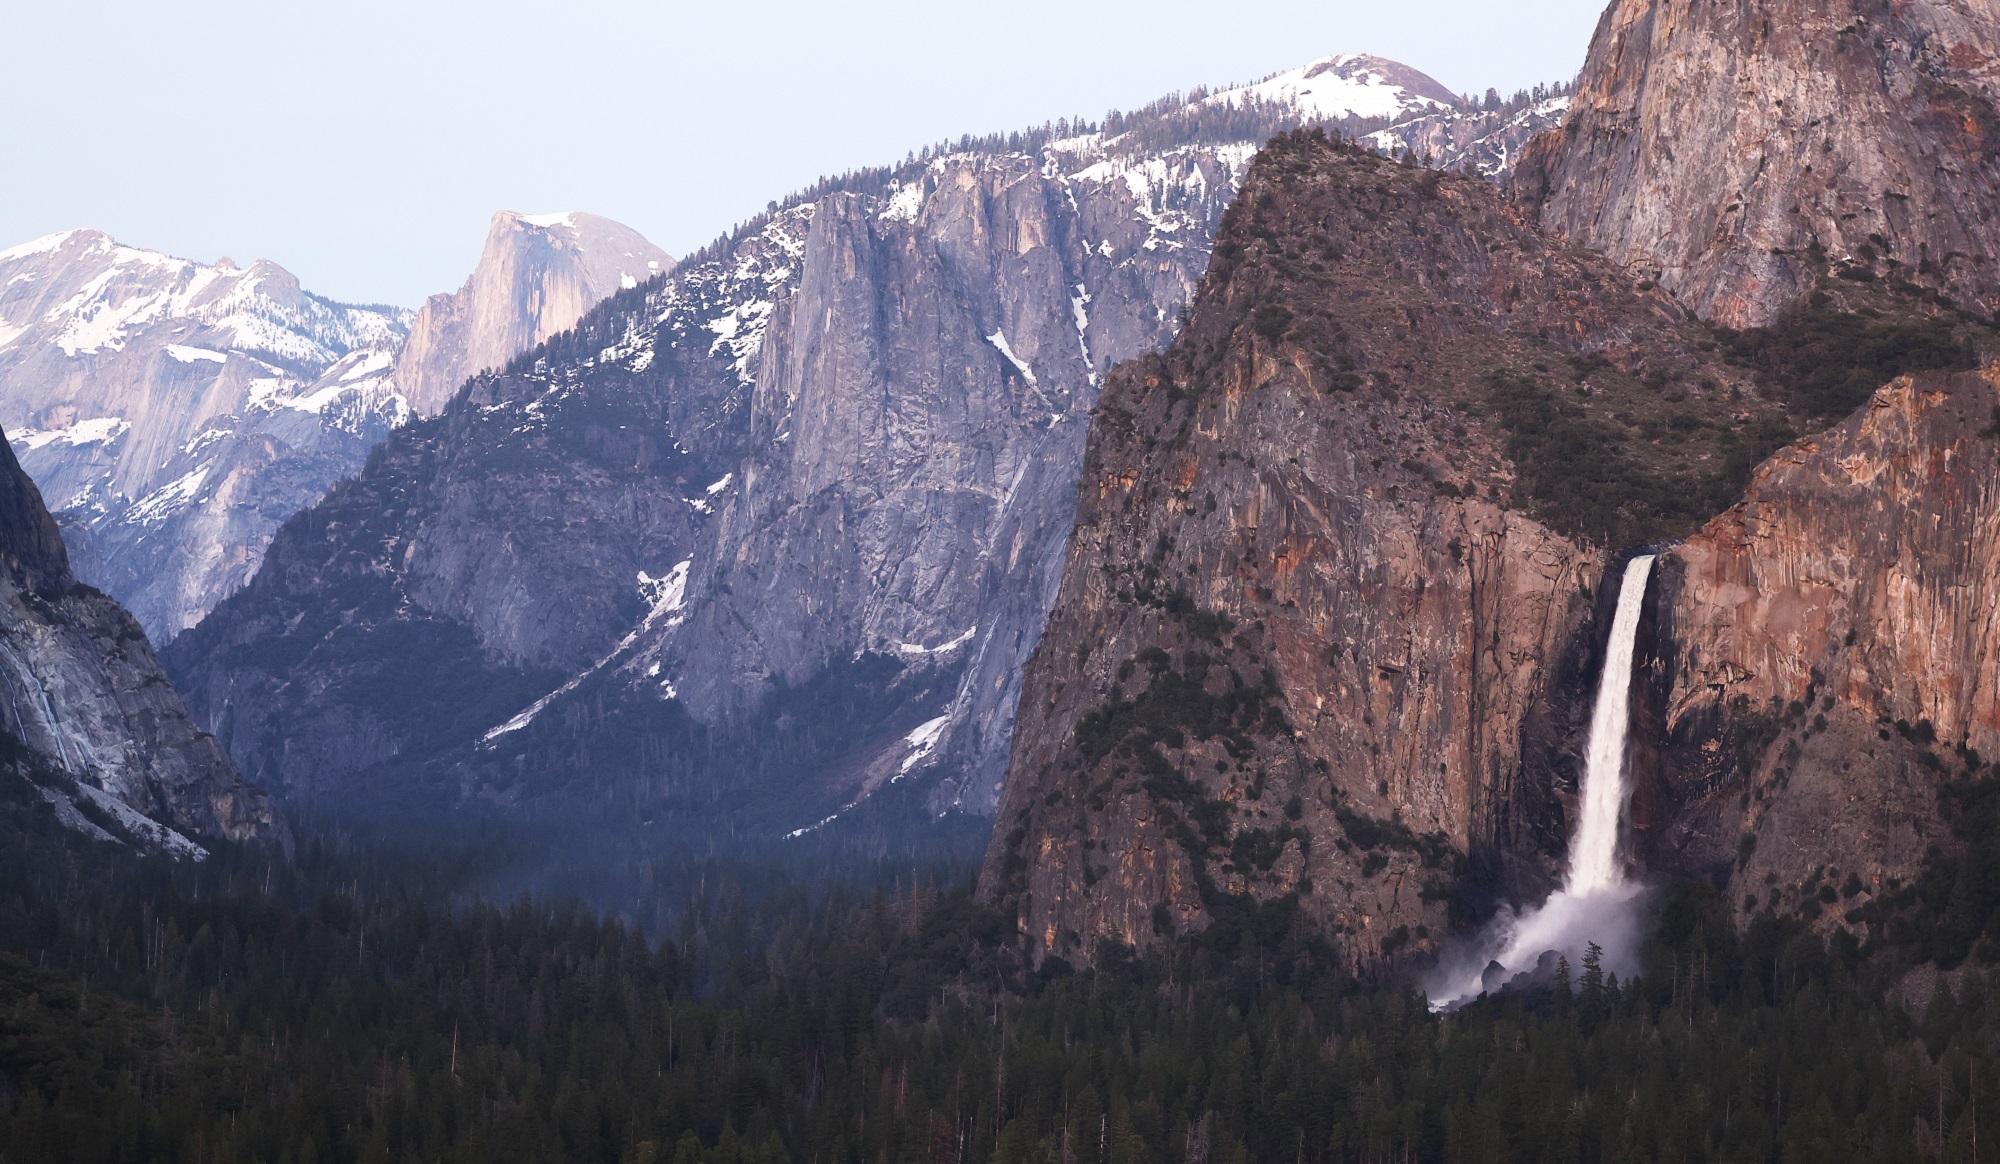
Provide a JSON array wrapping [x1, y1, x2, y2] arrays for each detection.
[[978, 131, 1779, 972], [396, 211, 673, 417], [1518, 0, 2000, 327], [1644, 368, 2000, 914]]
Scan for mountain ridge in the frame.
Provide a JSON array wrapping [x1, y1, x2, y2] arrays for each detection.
[[0, 211, 670, 642], [163, 54, 1565, 882]]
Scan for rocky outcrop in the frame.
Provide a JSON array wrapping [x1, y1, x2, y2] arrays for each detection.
[[0, 427, 282, 854], [1517, 0, 2000, 327], [0, 230, 410, 641], [1641, 367, 2000, 909], [978, 130, 1779, 970], [396, 211, 672, 416]]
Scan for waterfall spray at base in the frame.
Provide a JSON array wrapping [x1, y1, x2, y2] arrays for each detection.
[[1427, 554, 1657, 1008]]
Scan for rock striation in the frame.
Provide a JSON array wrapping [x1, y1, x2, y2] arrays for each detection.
[[0, 426, 283, 855], [977, 130, 1780, 970], [396, 211, 673, 416], [1642, 367, 2000, 912], [1517, 0, 2000, 327], [0, 230, 408, 641]]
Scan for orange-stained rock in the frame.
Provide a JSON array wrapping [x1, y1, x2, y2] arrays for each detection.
[[1644, 368, 2000, 912]]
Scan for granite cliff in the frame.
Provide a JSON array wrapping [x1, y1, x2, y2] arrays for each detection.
[[396, 211, 673, 416], [987, 0, 2000, 971], [0, 426, 282, 856], [1641, 368, 2000, 922], [164, 57, 1559, 865], [977, 130, 1790, 970], [1518, 0, 2000, 327]]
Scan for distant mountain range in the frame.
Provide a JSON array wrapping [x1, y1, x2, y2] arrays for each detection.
[[0, 212, 671, 642]]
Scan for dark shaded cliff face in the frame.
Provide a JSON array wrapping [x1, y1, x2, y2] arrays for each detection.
[[1517, 0, 2000, 328], [979, 130, 1787, 971], [1639, 368, 2000, 919], [0, 430, 282, 854]]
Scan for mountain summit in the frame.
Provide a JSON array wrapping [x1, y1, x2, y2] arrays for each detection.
[[396, 210, 673, 415], [0, 212, 669, 641]]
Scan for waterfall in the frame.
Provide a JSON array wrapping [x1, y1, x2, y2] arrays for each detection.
[[1566, 553, 1655, 895], [1427, 553, 1656, 1006]]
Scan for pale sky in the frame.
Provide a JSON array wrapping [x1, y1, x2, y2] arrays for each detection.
[[2, 0, 1608, 307]]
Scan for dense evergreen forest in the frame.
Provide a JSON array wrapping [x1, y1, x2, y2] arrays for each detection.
[[6, 752, 2000, 1164]]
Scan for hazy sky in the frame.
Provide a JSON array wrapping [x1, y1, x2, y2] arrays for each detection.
[[3, 0, 1607, 306]]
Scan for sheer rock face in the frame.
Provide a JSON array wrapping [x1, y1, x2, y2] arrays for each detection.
[[396, 212, 672, 416], [634, 152, 1236, 818], [0, 429, 282, 852], [167, 140, 1246, 817], [979, 134, 1766, 971], [1642, 368, 2000, 906], [1518, 0, 2000, 327], [0, 230, 409, 641]]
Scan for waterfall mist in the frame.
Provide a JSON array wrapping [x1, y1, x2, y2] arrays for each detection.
[[1426, 554, 1657, 1008]]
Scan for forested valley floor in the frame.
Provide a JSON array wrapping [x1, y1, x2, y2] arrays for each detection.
[[7, 765, 2000, 1164]]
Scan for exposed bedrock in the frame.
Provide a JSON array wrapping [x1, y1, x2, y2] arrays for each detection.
[[979, 130, 1785, 971], [1519, 0, 2000, 327], [1637, 367, 2000, 911]]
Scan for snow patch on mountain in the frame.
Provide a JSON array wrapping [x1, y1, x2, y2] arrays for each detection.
[[987, 331, 1037, 385], [899, 714, 951, 776], [1207, 53, 1457, 121], [165, 344, 228, 364], [71, 781, 207, 860], [14, 417, 130, 451]]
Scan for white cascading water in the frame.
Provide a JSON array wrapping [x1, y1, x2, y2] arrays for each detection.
[[1428, 554, 1656, 1006], [1564, 553, 1656, 896]]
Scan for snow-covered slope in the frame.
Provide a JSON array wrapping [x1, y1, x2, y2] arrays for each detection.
[[1206, 53, 1459, 121], [0, 230, 410, 640], [0, 212, 670, 642], [396, 210, 673, 415]]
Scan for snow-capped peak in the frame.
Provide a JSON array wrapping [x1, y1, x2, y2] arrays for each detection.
[[1205, 53, 1459, 123]]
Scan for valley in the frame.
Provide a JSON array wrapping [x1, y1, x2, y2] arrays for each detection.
[[1, 9, 1999, 1161]]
